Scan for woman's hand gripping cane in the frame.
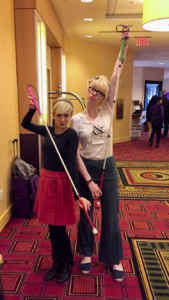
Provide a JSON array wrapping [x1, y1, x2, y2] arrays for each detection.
[[79, 197, 92, 211]]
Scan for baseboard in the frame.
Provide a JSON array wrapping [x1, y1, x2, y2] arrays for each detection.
[[0, 205, 12, 232], [113, 136, 131, 144]]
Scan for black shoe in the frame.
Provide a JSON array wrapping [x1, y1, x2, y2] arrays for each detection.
[[44, 260, 62, 281], [57, 262, 74, 284], [80, 262, 91, 274], [155, 143, 159, 147], [112, 263, 124, 282], [149, 141, 152, 146]]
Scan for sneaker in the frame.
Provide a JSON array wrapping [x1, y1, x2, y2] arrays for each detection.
[[149, 141, 152, 146], [155, 144, 159, 147], [112, 263, 124, 282]]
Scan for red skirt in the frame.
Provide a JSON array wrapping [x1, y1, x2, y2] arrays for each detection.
[[33, 168, 76, 226]]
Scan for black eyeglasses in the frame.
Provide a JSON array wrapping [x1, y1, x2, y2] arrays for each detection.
[[88, 86, 105, 97]]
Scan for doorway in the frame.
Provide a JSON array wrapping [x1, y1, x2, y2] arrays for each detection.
[[144, 80, 163, 110]]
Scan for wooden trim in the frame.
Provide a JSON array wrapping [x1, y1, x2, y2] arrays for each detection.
[[14, 0, 64, 49], [51, 48, 62, 91], [113, 136, 131, 144], [14, 0, 36, 9], [0, 205, 13, 232], [15, 8, 38, 134]]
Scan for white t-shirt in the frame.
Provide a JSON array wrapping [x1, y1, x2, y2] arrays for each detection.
[[69, 100, 113, 160]]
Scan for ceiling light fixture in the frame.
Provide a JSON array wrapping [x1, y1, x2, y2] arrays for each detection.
[[84, 18, 93, 21], [142, 0, 169, 31], [86, 35, 93, 37], [81, 0, 93, 2], [159, 63, 164, 64]]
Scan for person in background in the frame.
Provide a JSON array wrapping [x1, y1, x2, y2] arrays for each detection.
[[146, 95, 158, 138], [21, 98, 91, 284], [148, 96, 164, 147], [162, 93, 169, 138], [160, 89, 166, 97], [70, 26, 130, 283]]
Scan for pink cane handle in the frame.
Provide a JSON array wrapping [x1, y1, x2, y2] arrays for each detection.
[[27, 86, 42, 115]]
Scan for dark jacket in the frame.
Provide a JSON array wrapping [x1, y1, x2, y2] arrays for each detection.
[[146, 97, 157, 122], [148, 104, 164, 123], [162, 97, 169, 121]]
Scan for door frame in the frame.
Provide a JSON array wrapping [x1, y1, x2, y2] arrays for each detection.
[[144, 80, 163, 109]]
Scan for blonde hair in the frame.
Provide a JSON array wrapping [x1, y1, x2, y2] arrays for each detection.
[[52, 97, 74, 117], [89, 76, 110, 99]]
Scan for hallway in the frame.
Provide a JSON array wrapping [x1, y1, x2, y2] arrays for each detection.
[[1, 132, 169, 300]]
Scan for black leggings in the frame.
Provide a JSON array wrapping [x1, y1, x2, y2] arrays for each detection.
[[150, 127, 161, 144], [49, 225, 72, 260]]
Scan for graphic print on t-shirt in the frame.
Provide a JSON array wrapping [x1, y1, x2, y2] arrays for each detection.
[[93, 125, 105, 135]]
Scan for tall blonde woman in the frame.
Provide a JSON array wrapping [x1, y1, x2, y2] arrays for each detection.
[[70, 27, 130, 282], [21, 98, 91, 284]]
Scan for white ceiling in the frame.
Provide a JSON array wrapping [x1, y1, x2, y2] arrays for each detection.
[[49, 0, 169, 78]]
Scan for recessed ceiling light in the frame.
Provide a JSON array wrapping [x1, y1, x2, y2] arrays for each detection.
[[86, 35, 93, 38], [81, 0, 93, 2], [84, 18, 93, 21], [159, 63, 164, 64]]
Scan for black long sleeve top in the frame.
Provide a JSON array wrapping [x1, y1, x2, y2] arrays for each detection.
[[21, 109, 79, 199]]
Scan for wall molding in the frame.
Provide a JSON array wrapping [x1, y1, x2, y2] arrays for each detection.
[[0, 205, 13, 232], [113, 136, 131, 144]]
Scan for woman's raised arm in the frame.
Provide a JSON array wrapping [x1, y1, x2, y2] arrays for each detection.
[[107, 26, 131, 109]]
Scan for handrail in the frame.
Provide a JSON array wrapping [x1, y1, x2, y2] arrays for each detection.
[[48, 91, 86, 111]]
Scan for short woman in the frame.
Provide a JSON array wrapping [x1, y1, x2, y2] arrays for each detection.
[[21, 98, 91, 284]]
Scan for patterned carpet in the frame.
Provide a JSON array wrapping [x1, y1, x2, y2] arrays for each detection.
[[129, 238, 169, 300], [117, 161, 169, 200], [1, 132, 169, 300], [114, 132, 169, 161]]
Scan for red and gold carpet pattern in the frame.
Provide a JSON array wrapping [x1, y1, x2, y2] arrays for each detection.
[[1, 199, 169, 300], [129, 238, 169, 300], [117, 161, 169, 200], [1, 132, 169, 300], [114, 132, 169, 161]]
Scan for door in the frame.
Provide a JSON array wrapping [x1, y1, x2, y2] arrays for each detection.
[[144, 80, 163, 110]]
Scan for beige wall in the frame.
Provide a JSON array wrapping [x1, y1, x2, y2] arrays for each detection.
[[163, 79, 169, 91], [132, 67, 164, 107], [132, 67, 143, 102], [65, 38, 134, 143], [0, 1, 19, 231]]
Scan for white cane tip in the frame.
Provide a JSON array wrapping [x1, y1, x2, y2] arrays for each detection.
[[0, 254, 3, 264], [92, 228, 98, 235]]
